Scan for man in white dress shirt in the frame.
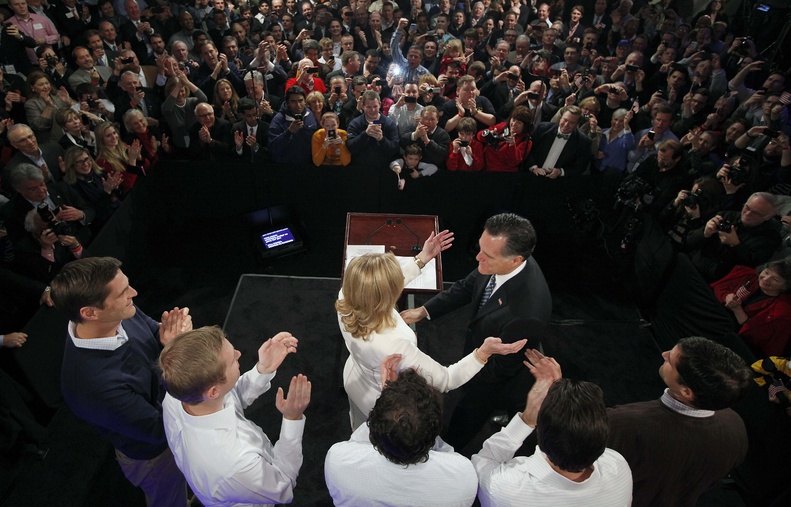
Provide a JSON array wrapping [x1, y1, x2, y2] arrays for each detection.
[[324, 361, 478, 507], [159, 325, 311, 507], [473, 350, 633, 507]]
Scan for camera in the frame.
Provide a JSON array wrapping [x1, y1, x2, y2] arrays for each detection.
[[615, 176, 651, 209], [36, 204, 74, 237], [307, 67, 320, 74], [404, 96, 417, 103], [506, 72, 519, 81], [716, 218, 733, 232], [334, 86, 341, 94], [647, 130, 656, 140], [527, 92, 540, 100], [480, 127, 509, 146], [87, 98, 97, 108], [135, 86, 143, 92], [121, 57, 134, 64], [625, 64, 639, 72], [459, 140, 469, 147], [293, 113, 303, 121], [727, 163, 750, 186], [682, 188, 702, 208], [45, 55, 59, 67], [328, 129, 337, 139], [430, 87, 442, 94], [585, 42, 592, 50]]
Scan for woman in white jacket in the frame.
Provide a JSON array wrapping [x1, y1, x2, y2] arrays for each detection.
[[336, 231, 527, 430]]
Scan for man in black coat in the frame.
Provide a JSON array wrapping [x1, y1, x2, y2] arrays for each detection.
[[112, 71, 163, 135], [399, 107, 450, 170], [526, 106, 592, 177], [1, 164, 95, 245], [188, 102, 232, 160], [3, 125, 64, 191], [400, 213, 552, 451], [231, 98, 269, 161]]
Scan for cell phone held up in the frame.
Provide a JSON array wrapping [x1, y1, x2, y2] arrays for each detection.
[[328, 129, 337, 139]]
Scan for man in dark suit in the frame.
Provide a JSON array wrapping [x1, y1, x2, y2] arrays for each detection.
[[2, 164, 95, 245], [51, 0, 95, 42], [526, 106, 592, 177], [188, 102, 232, 160], [480, 65, 524, 115], [112, 71, 163, 135], [231, 98, 269, 161], [119, 0, 153, 61], [401, 213, 552, 451], [399, 106, 450, 170], [3, 125, 64, 190]]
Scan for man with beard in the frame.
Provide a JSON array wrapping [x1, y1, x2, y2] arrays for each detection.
[[732, 126, 791, 191]]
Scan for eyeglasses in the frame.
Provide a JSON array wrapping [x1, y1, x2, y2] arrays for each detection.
[[197, 112, 215, 118], [73, 157, 92, 166]]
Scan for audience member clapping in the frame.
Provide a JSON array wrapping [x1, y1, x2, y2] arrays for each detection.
[[24, 71, 75, 143], [61, 146, 122, 232], [95, 121, 145, 196]]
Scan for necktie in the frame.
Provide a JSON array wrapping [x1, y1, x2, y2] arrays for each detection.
[[556, 132, 570, 140], [478, 275, 496, 311], [249, 126, 255, 137]]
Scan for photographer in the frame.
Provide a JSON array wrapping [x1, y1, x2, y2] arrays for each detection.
[[732, 126, 791, 192], [11, 209, 87, 289], [2, 164, 94, 246], [660, 176, 723, 252], [618, 139, 688, 216], [687, 192, 783, 282], [478, 105, 533, 172], [37, 45, 70, 92], [0, 67, 28, 125]]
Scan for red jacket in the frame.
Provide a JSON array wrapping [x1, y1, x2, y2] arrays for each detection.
[[285, 76, 327, 96], [711, 265, 791, 357], [446, 137, 485, 171], [477, 122, 532, 172]]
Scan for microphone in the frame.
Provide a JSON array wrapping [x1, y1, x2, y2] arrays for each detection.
[[365, 219, 393, 244], [394, 218, 421, 253]]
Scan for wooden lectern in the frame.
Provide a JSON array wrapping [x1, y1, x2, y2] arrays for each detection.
[[343, 212, 443, 295]]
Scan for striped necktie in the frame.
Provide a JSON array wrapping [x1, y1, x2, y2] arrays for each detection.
[[478, 275, 496, 311]]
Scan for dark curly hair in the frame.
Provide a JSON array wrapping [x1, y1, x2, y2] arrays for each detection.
[[368, 369, 442, 466]]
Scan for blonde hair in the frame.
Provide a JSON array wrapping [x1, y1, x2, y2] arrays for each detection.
[[335, 253, 404, 339], [159, 326, 226, 405], [418, 73, 438, 87], [445, 38, 463, 56], [95, 121, 131, 173]]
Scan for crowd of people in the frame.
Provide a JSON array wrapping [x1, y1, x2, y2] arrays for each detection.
[[0, 0, 787, 365], [1, 0, 791, 503]]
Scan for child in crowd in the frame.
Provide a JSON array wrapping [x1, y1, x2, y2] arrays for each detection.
[[312, 112, 351, 166], [447, 117, 484, 171], [390, 144, 438, 189]]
